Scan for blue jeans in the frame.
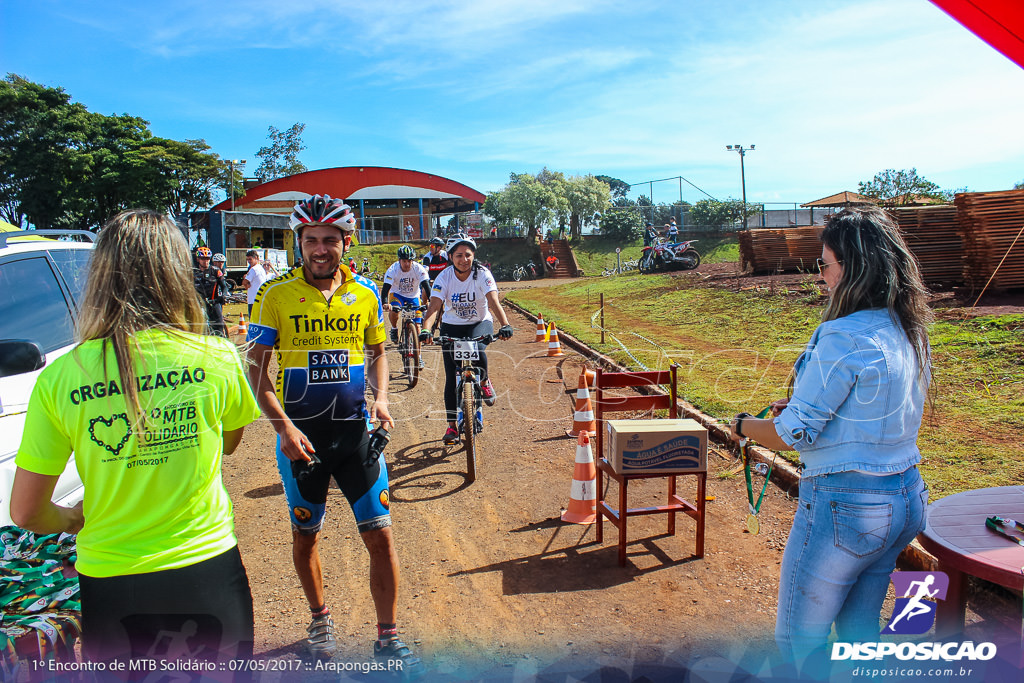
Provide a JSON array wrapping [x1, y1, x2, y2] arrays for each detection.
[[776, 467, 928, 660]]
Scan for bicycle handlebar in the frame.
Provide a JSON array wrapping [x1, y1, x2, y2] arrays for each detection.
[[433, 334, 496, 345]]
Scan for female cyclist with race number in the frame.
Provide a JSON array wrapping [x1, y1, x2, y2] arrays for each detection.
[[420, 237, 513, 444]]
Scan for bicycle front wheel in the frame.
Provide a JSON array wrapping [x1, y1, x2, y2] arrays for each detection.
[[462, 378, 476, 483], [404, 320, 419, 388]]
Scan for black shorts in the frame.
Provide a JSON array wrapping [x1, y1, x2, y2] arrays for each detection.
[[77, 546, 253, 674], [276, 419, 391, 535]]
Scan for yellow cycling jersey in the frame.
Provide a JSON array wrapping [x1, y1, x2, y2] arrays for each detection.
[[247, 265, 386, 421]]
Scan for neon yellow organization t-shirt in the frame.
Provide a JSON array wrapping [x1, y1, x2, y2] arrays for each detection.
[[16, 329, 260, 578]]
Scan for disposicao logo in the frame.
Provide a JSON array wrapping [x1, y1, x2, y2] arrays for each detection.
[[884, 571, 948, 635], [831, 570, 997, 663]]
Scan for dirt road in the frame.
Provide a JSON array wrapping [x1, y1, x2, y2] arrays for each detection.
[[223, 304, 796, 679]]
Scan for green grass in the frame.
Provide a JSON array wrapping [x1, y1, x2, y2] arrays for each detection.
[[506, 278, 1023, 499], [571, 232, 739, 273]]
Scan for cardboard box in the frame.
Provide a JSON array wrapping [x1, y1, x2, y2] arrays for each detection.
[[605, 418, 707, 475]]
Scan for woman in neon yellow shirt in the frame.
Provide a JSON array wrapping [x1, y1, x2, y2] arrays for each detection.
[[12, 210, 261, 668]]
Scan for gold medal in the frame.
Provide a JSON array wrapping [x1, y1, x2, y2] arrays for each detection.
[[746, 513, 760, 535]]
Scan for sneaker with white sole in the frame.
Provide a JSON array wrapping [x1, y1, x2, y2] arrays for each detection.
[[390, 329, 398, 344], [374, 636, 424, 678], [306, 613, 338, 659]]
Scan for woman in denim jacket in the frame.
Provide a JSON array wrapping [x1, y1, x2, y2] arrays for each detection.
[[729, 206, 932, 662]]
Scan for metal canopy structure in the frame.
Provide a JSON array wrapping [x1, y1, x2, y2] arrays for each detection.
[[210, 166, 486, 242]]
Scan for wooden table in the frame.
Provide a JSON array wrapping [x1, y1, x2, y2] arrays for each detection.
[[917, 485, 1024, 639]]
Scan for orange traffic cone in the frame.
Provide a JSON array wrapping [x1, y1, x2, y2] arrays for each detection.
[[229, 312, 248, 337], [561, 432, 597, 524], [533, 314, 546, 342], [567, 368, 596, 437], [547, 322, 564, 357]]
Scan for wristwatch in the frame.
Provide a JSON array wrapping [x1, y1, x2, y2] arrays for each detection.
[[734, 412, 752, 438]]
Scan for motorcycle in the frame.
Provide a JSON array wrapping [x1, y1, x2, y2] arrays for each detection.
[[639, 239, 701, 273]]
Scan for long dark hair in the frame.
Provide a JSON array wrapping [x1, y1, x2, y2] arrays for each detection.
[[820, 206, 932, 375]]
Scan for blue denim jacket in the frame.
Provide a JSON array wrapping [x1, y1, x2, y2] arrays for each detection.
[[773, 308, 929, 477]]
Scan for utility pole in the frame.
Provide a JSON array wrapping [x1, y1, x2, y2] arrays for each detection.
[[726, 145, 754, 229], [228, 159, 246, 211]]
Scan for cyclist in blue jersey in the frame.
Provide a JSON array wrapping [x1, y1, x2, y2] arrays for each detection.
[[246, 195, 421, 672]]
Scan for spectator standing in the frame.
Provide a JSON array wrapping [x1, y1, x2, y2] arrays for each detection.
[[666, 220, 679, 241], [242, 250, 271, 317], [728, 206, 932, 672], [194, 247, 228, 337], [642, 222, 659, 247]]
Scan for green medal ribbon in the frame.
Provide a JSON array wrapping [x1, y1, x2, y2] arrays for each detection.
[[742, 406, 775, 516], [985, 517, 1024, 547]]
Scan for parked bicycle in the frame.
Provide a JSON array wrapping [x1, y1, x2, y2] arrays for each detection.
[[433, 333, 499, 483], [511, 261, 538, 281], [394, 303, 426, 388]]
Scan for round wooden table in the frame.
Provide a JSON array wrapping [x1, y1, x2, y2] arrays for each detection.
[[917, 485, 1024, 639]]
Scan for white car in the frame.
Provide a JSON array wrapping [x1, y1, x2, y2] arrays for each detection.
[[0, 229, 94, 526]]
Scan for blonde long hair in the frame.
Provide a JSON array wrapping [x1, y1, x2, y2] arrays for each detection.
[[76, 210, 206, 428]]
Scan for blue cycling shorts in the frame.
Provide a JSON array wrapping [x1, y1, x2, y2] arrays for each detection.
[[276, 420, 392, 535], [388, 292, 423, 324]]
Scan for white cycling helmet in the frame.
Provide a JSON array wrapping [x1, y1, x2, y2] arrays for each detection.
[[289, 194, 357, 238], [211, 252, 226, 263], [446, 234, 476, 253]]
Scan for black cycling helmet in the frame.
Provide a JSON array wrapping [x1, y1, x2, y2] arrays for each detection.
[[289, 194, 357, 237], [397, 245, 415, 260], [429, 237, 444, 247]]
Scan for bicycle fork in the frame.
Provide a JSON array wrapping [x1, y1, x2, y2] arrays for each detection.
[[455, 369, 484, 434]]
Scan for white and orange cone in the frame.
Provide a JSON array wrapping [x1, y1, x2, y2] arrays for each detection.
[[547, 322, 564, 357], [567, 368, 597, 437], [534, 314, 546, 342], [230, 312, 248, 337], [561, 432, 597, 524]]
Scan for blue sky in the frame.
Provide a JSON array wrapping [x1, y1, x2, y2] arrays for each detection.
[[3, 0, 1022, 208]]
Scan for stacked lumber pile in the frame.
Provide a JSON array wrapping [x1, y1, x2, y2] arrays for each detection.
[[739, 192, 1024, 291], [891, 205, 963, 287], [954, 190, 1024, 291], [738, 226, 822, 273]]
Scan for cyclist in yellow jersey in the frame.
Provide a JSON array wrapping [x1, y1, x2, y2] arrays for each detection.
[[246, 195, 421, 672], [12, 210, 260, 668]]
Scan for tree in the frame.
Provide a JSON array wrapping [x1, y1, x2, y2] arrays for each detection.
[[599, 197, 644, 242], [688, 198, 760, 230], [254, 123, 307, 181], [564, 175, 611, 240], [594, 174, 630, 199], [1014, 180, 1024, 190], [858, 168, 949, 205], [483, 169, 568, 241], [0, 75, 92, 229]]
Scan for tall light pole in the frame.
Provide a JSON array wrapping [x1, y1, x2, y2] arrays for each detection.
[[726, 145, 754, 229], [227, 159, 246, 211]]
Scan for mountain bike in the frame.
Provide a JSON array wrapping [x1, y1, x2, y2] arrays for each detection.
[[434, 333, 497, 483], [395, 303, 426, 388]]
